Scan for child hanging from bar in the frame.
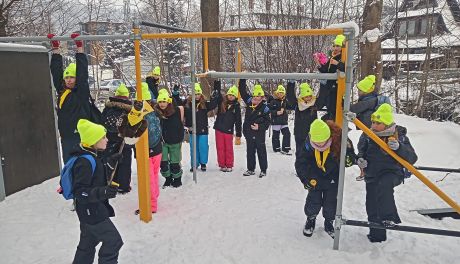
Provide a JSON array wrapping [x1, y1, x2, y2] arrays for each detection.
[[356, 103, 417, 243], [314, 34, 346, 121], [48, 33, 102, 163], [181, 82, 220, 172], [268, 84, 292, 155], [214, 84, 242, 172], [238, 79, 271, 178], [145, 66, 161, 100]]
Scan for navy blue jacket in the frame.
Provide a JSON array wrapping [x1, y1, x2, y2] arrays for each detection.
[[238, 79, 271, 137]]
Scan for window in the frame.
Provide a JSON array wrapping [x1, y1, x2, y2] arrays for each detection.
[[398, 21, 407, 37], [230, 16, 235, 26], [249, 0, 254, 10], [407, 20, 416, 35], [259, 14, 269, 25], [420, 18, 428, 34], [266, 0, 271, 11]]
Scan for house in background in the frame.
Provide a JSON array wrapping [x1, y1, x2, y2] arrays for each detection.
[[382, 0, 460, 77]]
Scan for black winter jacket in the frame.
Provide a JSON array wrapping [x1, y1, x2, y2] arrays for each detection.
[[146, 76, 160, 100], [50, 53, 101, 139], [358, 125, 418, 183], [285, 82, 318, 141], [238, 79, 271, 137], [72, 147, 115, 225], [183, 96, 219, 135], [101, 96, 132, 141], [268, 95, 290, 125], [350, 93, 378, 129], [157, 106, 184, 144], [214, 95, 242, 137]]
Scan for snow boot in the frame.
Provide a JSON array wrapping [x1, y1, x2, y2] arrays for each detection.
[[324, 219, 335, 238], [367, 234, 386, 243], [243, 170, 255, 176], [172, 177, 182, 188], [280, 150, 292, 156], [200, 164, 207, 172], [303, 216, 316, 237], [226, 167, 233, 172], [259, 171, 266, 178], [162, 177, 173, 189], [220, 167, 227, 172], [382, 220, 396, 228]]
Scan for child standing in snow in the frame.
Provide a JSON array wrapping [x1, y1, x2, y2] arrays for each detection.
[[214, 84, 242, 172], [357, 103, 417, 243], [238, 79, 271, 178], [154, 91, 185, 188], [315, 34, 346, 121], [285, 82, 318, 154], [181, 82, 220, 172], [268, 84, 292, 155], [295, 119, 343, 238], [72, 119, 123, 264]]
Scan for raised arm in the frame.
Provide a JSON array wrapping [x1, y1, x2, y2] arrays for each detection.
[[285, 81, 297, 110], [238, 79, 251, 103]]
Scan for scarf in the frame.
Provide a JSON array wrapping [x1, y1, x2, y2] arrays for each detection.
[[310, 138, 332, 172], [297, 97, 316, 112], [373, 123, 396, 137]]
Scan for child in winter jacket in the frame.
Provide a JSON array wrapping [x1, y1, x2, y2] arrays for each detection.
[[238, 79, 271, 178], [268, 84, 292, 155], [145, 66, 161, 100], [48, 33, 102, 162], [285, 82, 318, 153], [177, 82, 219, 172], [295, 119, 344, 238], [154, 91, 185, 188], [71, 119, 123, 264], [315, 34, 346, 121], [357, 103, 417, 243], [214, 84, 242, 172], [101, 84, 133, 193]]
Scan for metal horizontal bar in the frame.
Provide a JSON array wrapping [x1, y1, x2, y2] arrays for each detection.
[[142, 28, 344, 40], [198, 71, 338, 80], [414, 166, 460, 173], [0, 34, 132, 43], [344, 219, 460, 237]]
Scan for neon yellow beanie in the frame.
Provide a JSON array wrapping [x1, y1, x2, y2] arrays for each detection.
[[115, 83, 129, 97], [309, 119, 331, 143], [77, 119, 107, 146], [357, 75, 376, 93], [157, 92, 172, 103], [135, 82, 152, 101], [299, 83, 313, 98], [63, 63, 76, 79], [194, 83, 202, 94], [371, 103, 394, 126], [150, 66, 161, 77], [227, 85, 238, 97], [276, 85, 286, 94], [334, 34, 346, 46], [252, 84, 264, 97]]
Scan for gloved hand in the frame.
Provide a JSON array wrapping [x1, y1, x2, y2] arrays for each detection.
[[387, 138, 400, 150], [345, 155, 354, 167], [124, 137, 139, 145], [98, 185, 118, 200], [71, 33, 83, 48], [172, 84, 180, 96], [235, 137, 241, 145], [304, 179, 317, 190], [47, 34, 60, 49], [109, 152, 123, 163], [357, 158, 368, 169]]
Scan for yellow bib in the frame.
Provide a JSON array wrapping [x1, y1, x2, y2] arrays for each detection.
[[314, 148, 330, 172], [59, 89, 71, 109]]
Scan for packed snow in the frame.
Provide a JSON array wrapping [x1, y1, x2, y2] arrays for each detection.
[[0, 114, 459, 264]]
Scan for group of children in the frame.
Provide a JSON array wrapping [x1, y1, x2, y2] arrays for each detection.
[[49, 33, 418, 263]]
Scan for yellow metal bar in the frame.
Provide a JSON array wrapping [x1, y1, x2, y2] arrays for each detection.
[[203, 38, 209, 72], [134, 27, 152, 223], [353, 118, 460, 214], [142, 28, 344, 40], [335, 42, 348, 127], [237, 48, 242, 101]]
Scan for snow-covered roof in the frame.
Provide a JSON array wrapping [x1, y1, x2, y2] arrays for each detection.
[[0, 43, 48, 53], [382, 53, 444, 61], [382, 33, 460, 49], [113, 56, 136, 63]]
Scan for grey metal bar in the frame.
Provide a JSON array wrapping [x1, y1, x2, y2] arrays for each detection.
[[190, 39, 197, 183], [344, 219, 460, 237], [0, 34, 132, 43], [333, 29, 355, 250], [0, 154, 6, 202], [414, 166, 460, 173], [203, 72, 338, 80]]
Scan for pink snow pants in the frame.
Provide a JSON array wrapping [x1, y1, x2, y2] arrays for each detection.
[[149, 154, 162, 212], [215, 130, 234, 168]]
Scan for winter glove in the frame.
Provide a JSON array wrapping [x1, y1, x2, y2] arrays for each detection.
[[71, 33, 83, 48], [98, 185, 118, 200], [357, 158, 368, 169], [47, 34, 60, 49], [304, 179, 317, 190], [172, 84, 180, 96], [124, 137, 139, 145], [235, 137, 241, 145], [387, 138, 400, 150]]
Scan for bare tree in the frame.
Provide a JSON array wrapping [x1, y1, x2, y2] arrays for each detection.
[[200, 0, 220, 97]]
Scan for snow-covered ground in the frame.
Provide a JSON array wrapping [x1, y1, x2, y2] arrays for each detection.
[[1, 114, 459, 264]]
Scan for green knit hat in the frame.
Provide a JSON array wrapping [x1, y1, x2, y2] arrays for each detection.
[[227, 85, 238, 97], [276, 85, 286, 94], [357, 75, 376, 93], [194, 83, 202, 94], [309, 119, 331, 143], [334, 34, 346, 46], [252, 84, 264, 97], [77, 119, 106, 146], [115, 83, 129, 97], [63, 63, 76, 79], [371, 103, 394, 126], [299, 82, 313, 98]]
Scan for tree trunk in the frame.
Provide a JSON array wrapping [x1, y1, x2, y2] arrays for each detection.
[[360, 0, 383, 91], [200, 0, 221, 97]]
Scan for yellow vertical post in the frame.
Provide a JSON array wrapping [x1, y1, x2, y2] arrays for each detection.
[[335, 42, 347, 127], [203, 38, 209, 72], [236, 47, 242, 101], [133, 26, 152, 223]]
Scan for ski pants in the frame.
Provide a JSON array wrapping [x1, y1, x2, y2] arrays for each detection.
[[304, 183, 338, 221], [245, 132, 268, 172], [112, 146, 133, 192], [160, 143, 183, 179], [73, 218, 123, 264], [215, 130, 234, 168], [149, 153, 162, 212], [189, 134, 209, 168], [272, 125, 291, 152]]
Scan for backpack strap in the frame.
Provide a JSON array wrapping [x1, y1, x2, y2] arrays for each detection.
[[79, 154, 96, 176]]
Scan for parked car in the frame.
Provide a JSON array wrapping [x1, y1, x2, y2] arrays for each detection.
[[99, 79, 123, 92]]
